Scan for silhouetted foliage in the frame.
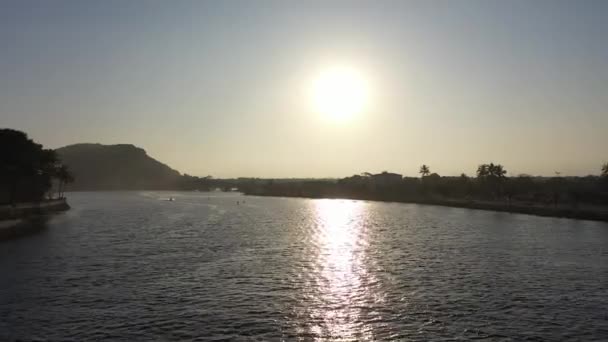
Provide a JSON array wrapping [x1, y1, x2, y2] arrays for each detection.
[[241, 164, 608, 214], [55, 164, 74, 199], [475, 163, 507, 199], [25, 129, 607, 214], [419, 165, 430, 178], [0, 129, 73, 204]]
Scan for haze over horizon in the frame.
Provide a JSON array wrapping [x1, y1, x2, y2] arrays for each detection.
[[1, 0, 607, 178]]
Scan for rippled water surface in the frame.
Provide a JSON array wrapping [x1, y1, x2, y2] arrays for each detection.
[[1, 192, 608, 341]]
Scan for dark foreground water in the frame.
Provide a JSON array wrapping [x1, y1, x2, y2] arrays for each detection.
[[1, 192, 607, 341]]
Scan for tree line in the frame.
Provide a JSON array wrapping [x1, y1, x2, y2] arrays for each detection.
[[0, 129, 74, 205], [242, 162, 608, 209]]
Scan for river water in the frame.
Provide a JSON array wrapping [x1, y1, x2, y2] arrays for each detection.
[[1, 192, 607, 341]]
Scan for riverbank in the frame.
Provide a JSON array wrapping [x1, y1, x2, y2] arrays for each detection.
[[245, 192, 608, 222], [0, 198, 70, 220], [0, 199, 70, 240]]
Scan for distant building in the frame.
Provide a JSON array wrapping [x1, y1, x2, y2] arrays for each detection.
[[372, 172, 403, 187], [340, 174, 369, 185]]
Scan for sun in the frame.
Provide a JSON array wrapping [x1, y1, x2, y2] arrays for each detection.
[[311, 66, 369, 121]]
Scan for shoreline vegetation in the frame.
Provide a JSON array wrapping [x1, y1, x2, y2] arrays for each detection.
[[3, 128, 608, 224], [240, 165, 608, 223], [244, 191, 608, 222], [1, 129, 74, 239]]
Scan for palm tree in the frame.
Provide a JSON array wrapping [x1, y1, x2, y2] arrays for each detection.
[[419, 164, 430, 178], [55, 165, 74, 199], [476, 164, 489, 178], [477, 163, 506, 179], [490, 163, 507, 179], [477, 163, 507, 199]]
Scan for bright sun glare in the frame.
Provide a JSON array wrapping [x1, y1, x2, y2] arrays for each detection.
[[312, 67, 369, 121]]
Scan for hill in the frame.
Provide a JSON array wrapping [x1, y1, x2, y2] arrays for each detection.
[[56, 143, 181, 190]]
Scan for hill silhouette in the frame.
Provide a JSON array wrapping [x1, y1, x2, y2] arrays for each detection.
[[56, 143, 181, 190]]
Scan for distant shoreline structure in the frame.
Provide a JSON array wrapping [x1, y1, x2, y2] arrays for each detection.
[[243, 192, 608, 223], [239, 168, 608, 223]]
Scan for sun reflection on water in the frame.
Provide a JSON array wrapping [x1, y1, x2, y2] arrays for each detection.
[[312, 199, 371, 340]]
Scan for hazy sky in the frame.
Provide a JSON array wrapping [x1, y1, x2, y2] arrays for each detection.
[[1, 0, 607, 178]]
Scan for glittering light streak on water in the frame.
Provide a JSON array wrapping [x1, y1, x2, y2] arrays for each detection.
[[313, 199, 373, 340]]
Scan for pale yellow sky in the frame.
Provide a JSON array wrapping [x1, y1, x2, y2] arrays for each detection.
[[2, 1, 607, 178]]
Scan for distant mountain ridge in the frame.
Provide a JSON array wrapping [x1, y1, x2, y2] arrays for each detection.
[[56, 143, 181, 190]]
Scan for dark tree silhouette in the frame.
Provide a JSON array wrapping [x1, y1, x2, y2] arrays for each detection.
[[0, 129, 72, 204], [56, 164, 74, 199], [602, 163, 608, 177], [476, 164, 489, 178], [477, 163, 507, 179], [476, 163, 507, 199], [419, 165, 430, 178]]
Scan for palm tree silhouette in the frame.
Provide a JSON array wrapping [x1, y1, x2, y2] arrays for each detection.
[[476, 164, 489, 178], [477, 163, 506, 179], [489, 163, 507, 179], [56, 164, 74, 199], [419, 165, 430, 178]]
